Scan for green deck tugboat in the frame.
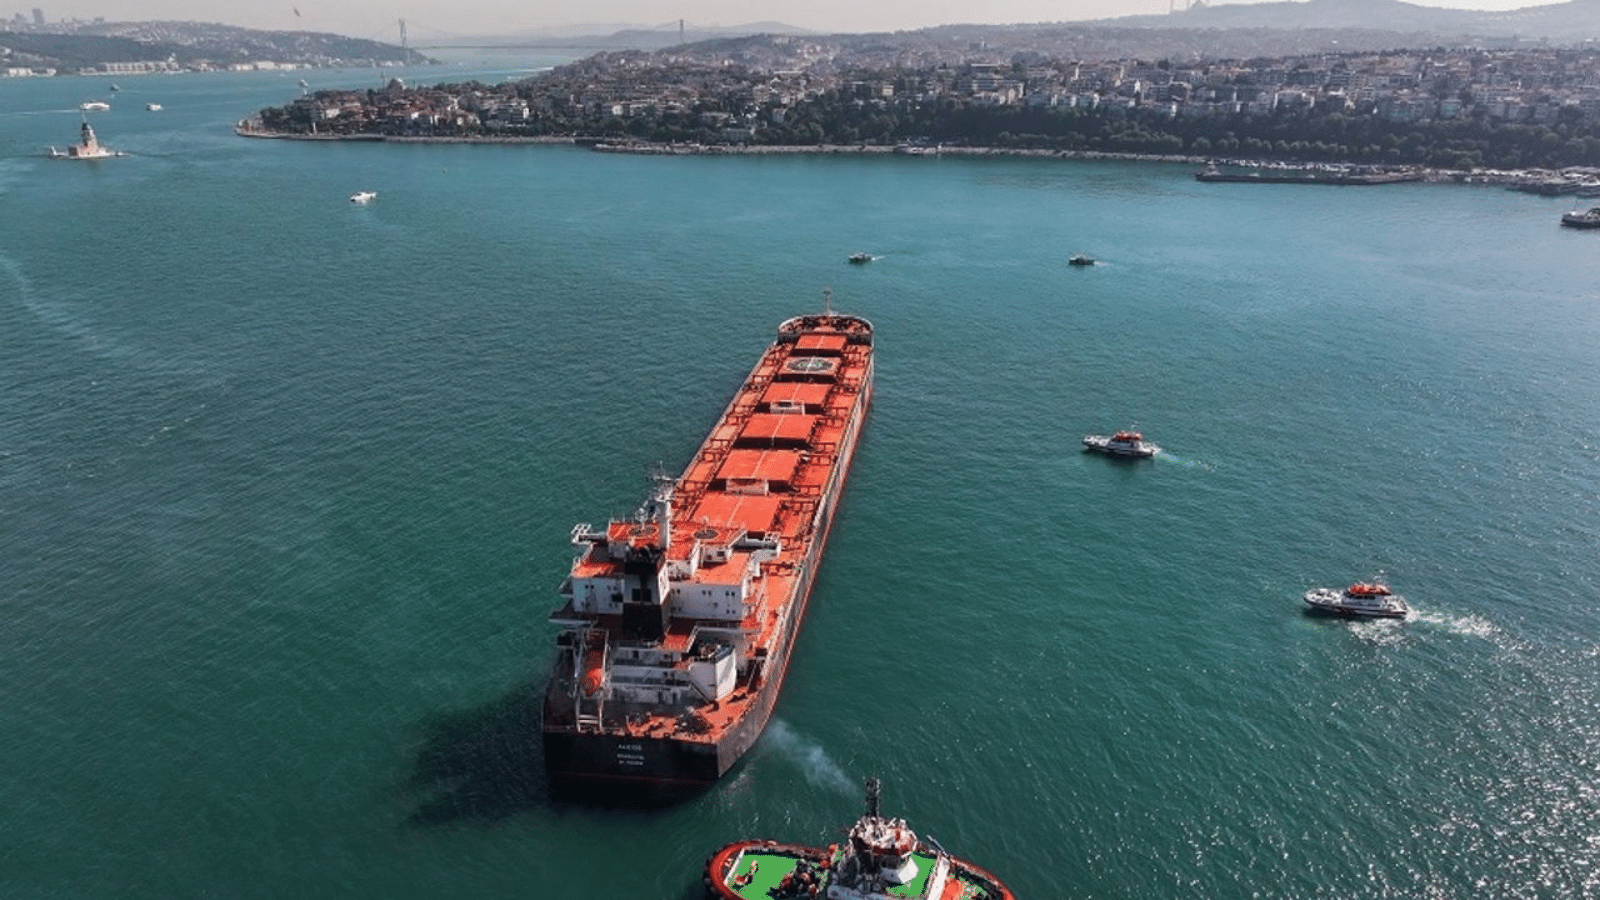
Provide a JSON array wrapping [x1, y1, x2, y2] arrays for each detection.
[[704, 779, 1014, 900]]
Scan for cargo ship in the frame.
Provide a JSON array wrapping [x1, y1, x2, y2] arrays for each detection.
[[541, 312, 873, 791], [704, 778, 1015, 900]]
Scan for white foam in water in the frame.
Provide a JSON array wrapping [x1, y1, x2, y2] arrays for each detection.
[[763, 719, 854, 794], [1412, 608, 1501, 640]]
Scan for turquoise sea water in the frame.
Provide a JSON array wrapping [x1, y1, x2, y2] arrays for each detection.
[[3, 60, 1600, 899]]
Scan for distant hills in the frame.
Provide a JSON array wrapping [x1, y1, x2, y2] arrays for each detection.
[[1116, 0, 1600, 43], [0, 21, 433, 71], [424, 21, 815, 52], [4, 0, 1596, 77], [454, 0, 1599, 56]]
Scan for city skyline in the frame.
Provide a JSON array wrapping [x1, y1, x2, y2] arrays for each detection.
[[14, 0, 1576, 44]]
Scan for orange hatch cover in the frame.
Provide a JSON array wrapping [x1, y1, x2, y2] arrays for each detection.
[[761, 382, 834, 409], [741, 412, 816, 445], [718, 449, 804, 485], [793, 333, 849, 354], [689, 493, 785, 532]]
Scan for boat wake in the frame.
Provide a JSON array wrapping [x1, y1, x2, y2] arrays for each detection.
[[1146, 452, 1216, 471], [1410, 608, 1501, 640], [1343, 616, 1409, 646], [763, 719, 854, 795], [0, 254, 133, 361]]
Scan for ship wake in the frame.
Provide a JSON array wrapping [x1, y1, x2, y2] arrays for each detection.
[[763, 719, 853, 795]]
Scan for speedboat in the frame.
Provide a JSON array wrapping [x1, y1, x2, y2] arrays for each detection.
[[847, 252, 873, 264], [1303, 582, 1409, 619], [1082, 430, 1159, 458], [1560, 207, 1600, 229], [349, 191, 377, 203], [79, 101, 110, 112]]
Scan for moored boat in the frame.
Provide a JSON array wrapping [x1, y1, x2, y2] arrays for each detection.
[[1560, 207, 1600, 229], [705, 778, 1014, 900], [1082, 430, 1158, 458], [1303, 582, 1409, 619], [541, 311, 873, 793]]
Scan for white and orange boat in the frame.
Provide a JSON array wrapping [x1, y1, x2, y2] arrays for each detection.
[[541, 311, 873, 792], [1082, 430, 1159, 458], [1303, 582, 1409, 619], [705, 778, 1015, 900]]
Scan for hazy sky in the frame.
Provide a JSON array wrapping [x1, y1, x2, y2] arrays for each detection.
[[26, 0, 1566, 42]]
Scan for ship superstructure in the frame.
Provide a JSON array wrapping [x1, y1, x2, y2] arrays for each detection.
[[541, 313, 873, 789]]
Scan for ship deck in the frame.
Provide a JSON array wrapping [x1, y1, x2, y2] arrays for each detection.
[[716, 846, 998, 900]]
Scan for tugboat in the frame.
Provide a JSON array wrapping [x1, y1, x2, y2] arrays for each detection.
[[47, 118, 124, 160], [705, 778, 1014, 900], [1560, 207, 1600, 229], [1303, 582, 1409, 619], [1082, 430, 1159, 458]]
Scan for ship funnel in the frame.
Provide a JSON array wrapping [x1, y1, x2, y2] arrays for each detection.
[[652, 469, 674, 551]]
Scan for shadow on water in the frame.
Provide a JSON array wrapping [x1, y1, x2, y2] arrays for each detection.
[[405, 683, 548, 825], [404, 681, 712, 825]]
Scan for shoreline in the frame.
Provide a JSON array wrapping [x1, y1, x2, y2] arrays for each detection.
[[231, 123, 1589, 188]]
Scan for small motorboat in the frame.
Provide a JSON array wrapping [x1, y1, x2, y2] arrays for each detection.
[[146, 103, 163, 111], [79, 101, 110, 112], [1303, 582, 1409, 619], [1082, 430, 1159, 458], [1560, 207, 1600, 229], [349, 190, 378, 203], [847, 252, 874, 264], [1068, 254, 1096, 266]]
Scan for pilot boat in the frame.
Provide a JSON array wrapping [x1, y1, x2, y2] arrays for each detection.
[[1303, 582, 1409, 619], [1082, 430, 1159, 458]]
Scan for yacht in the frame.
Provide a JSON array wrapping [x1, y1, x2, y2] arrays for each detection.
[[1082, 430, 1159, 458], [1303, 582, 1409, 619]]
